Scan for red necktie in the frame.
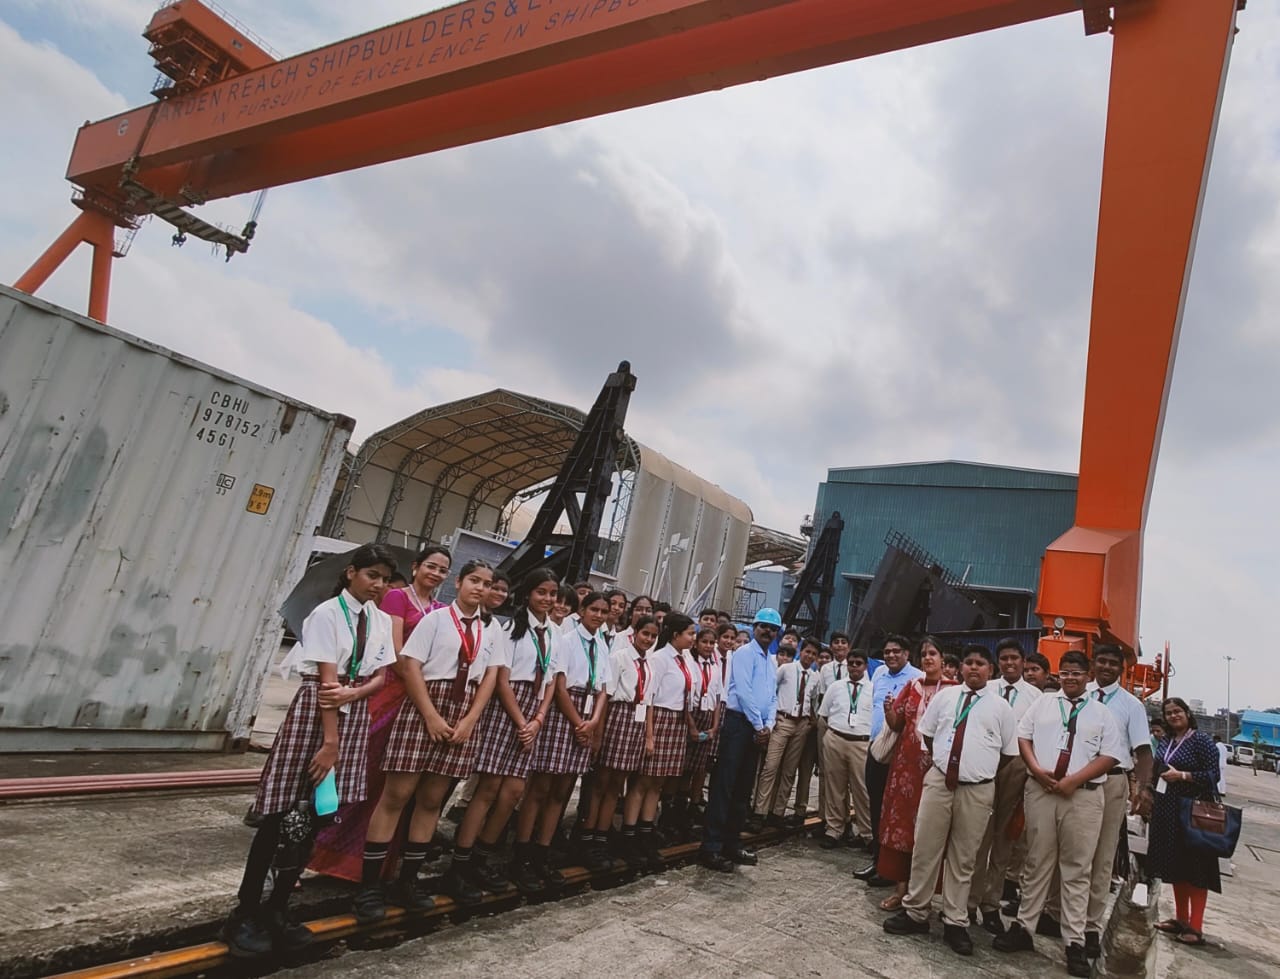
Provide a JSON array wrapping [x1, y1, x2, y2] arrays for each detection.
[[1053, 699, 1082, 779], [449, 616, 477, 702], [945, 691, 976, 790], [634, 656, 647, 704]]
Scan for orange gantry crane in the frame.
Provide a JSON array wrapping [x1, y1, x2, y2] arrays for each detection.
[[12, 0, 1246, 686]]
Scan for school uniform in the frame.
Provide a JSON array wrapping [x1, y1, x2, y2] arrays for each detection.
[[640, 645, 699, 778], [1083, 679, 1151, 934], [900, 684, 1017, 927], [473, 613, 555, 780], [972, 677, 1043, 914], [685, 654, 724, 774], [814, 659, 848, 822], [817, 675, 873, 841], [755, 660, 815, 818], [1015, 691, 1125, 947], [259, 591, 395, 815], [530, 622, 607, 775], [384, 603, 498, 778], [598, 642, 650, 773]]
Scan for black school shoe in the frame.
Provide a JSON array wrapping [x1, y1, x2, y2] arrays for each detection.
[[943, 924, 975, 956], [819, 834, 841, 850], [883, 910, 930, 935], [1084, 930, 1102, 958], [352, 884, 388, 924], [473, 859, 513, 892], [386, 877, 435, 913], [981, 909, 1007, 935], [698, 849, 736, 872], [1066, 943, 1091, 977], [1036, 913, 1064, 938], [443, 862, 484, 907], [725, 847, 758, 866], [262, 907, 314, 952], [222, 908, 273, 958], [993, 921, 1034, 952]]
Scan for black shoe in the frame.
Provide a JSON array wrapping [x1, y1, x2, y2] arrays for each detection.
[[725, 847, 758, 866], [943, 924, 975, 956], [262, 907, 314, 952], [865, 874, 895, 888], [1002, 879, 1020, 903], [764, 814, 787, 830], [1066, 943, 1091, 977], [616, 835, 645, 871], [883, 910, 930, 935], [1036, 913, 1063, 938], [784, 812, 806, 827], [819, 834, 840, 850], [981, 910, 1007, 936], [511, 859, 546, 895], [993, 921, 1034, 953], [473, 860, 512, 893], [698, 850, 735, 872], [223, 909, 273, 958], [444, 863, 484, 907], [584, 841, 615, 872], [745, 814, 765, 834], [852, 863, 878, 881], [1084, 930, 1102, 958], [852, 836, 872, 852], [811, 823, 829, 839], [387, 877, 435, 913], [352, 885, 387, 925]]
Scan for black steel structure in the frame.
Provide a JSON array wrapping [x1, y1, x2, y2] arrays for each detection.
[[497, 362, 637, 587], [782, 511, 844, 639]]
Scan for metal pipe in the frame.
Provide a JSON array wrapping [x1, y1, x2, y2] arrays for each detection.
[[0, 770, 261, 801]]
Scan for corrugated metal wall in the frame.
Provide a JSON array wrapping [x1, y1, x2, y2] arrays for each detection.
[[0, 288, 351, 751]]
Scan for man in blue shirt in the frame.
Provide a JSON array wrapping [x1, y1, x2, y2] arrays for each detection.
[[700, 608, 782, 871], [855, 634, 922, 886]]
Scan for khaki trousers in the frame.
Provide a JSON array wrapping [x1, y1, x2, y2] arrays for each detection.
[[1086, 772, 1130, 930], [970, 756, 1028, 912], [820, 732, 870, 839], [795, 726, 819, 812], [1016, 780, 1104, 945], [903, 767, 995, 926], [754, 716, 810, 815]]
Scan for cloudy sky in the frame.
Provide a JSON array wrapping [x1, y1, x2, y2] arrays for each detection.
[[3, 1, 1277, 712]]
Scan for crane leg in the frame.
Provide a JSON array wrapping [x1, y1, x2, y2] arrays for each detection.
[[1035, 0, 1240, 664], [14, 209, 118, 322]]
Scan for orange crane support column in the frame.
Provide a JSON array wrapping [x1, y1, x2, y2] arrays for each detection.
[[1035, 0, 1239, 665], [15, 210, 118, 323]]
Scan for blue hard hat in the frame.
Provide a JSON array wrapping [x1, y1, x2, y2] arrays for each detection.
[[753, 607, 783, 627]]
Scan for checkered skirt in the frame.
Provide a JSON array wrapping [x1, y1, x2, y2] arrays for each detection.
[[252, 679, 370, 816], [531, 687, 593, 775], [684, 708, 716, 774], [640, 706, 688, 778], [383, 679, 477, 778], [474, 680, 541, 779], [598, 699, 646, 772]]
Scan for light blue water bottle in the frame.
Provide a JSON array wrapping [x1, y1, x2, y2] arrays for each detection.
[[314, 770, 339, 816]]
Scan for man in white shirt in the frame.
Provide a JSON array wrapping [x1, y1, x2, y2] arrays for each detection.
[[816, 650, 873, 848], [884, 645, 1017, 957], [754, 638, 818, 826], [1081, 644, 1152, 958], [994, 650, 1125, 978], [970, 638, 1043, 934]]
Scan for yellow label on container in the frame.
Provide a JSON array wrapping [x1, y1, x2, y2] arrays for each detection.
[[246, 483, 275, 515]]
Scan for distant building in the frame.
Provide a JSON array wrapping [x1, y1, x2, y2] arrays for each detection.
[[1189, 698, 1205, 714], [811, 461, 1077, 634], [1235, 710, 1280, 753]]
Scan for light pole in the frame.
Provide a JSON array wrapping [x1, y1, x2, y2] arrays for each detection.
[[1224, 654, 1235, 742]]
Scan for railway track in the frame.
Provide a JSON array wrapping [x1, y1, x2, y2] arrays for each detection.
[[0, 770, 262, 802]]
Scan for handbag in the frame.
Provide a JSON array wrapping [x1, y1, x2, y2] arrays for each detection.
[[1178, 795, 1242, 858], [869, 722, 899, 764]]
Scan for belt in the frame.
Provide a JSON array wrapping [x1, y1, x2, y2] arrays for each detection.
[[785, 713, 810, 722], [1082, 782, 1101, 791], [831, 730, 870, 742], [960, 777, 994, 786], [301, 674, 369, 686], [1108, 767, 1128, 776]]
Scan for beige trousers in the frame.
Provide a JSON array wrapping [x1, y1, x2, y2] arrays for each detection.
[[903, 767, 996, 926], [820, 732, 870, 839], [754, 716, 810, 815], [1086, 772, 1130, 930], [1016, 780, 1104, 945], [970, 756, 1028, 912]]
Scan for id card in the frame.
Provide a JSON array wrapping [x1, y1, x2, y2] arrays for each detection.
[[582, 694, 593, 719], [1057, 728, 1072, 750], [1156, 778, 1168, 794], [634, 703, 647, 723], [701, 694, 715, 711]]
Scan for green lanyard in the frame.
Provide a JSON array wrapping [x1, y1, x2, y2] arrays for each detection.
[[953, 689, 979, 729], [1058, 697, 1087, 729], [847, 680, 862, 723], [336, 595, 361, 681]]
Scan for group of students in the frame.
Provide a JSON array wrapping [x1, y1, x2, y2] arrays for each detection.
[[227, 542, 1219, 978]]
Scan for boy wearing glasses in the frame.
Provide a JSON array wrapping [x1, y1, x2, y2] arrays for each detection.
[[995, 650, 1124, 978], [815, 651, 873, 848]]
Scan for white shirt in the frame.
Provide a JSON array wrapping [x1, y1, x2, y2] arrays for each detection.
[[280, 591, 395, 679], [554, 622, 608, 693], [919, 684, 1018, 783], [1018, 690, 1126, 785], [776, 661, 817, 719], [1085, 680, 1152, 771], [693, 654, 724, 711], [606, 643, 650, 703], [645, 645, 701, 711], [818, 659, 850, 696], [1216, 742, 1229, 793], [992, 677, 1043, 721], [400, 602, 499, 683], [818, 677, 873, 736], [506, 612, 557, 689]]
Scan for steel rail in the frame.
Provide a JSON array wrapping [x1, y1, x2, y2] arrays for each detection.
[[0, 770, 261, 801]]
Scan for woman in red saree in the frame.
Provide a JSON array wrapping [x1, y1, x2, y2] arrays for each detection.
[[875, 636, 955, 910], [308, 545, 452, 881]]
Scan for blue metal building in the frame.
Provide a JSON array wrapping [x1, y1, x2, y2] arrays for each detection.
[[812, 461, 1078, 634], [1235, 710, 1280, 752]]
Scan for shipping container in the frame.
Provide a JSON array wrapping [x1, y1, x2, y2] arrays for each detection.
[[0, 286, 354, 751]]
